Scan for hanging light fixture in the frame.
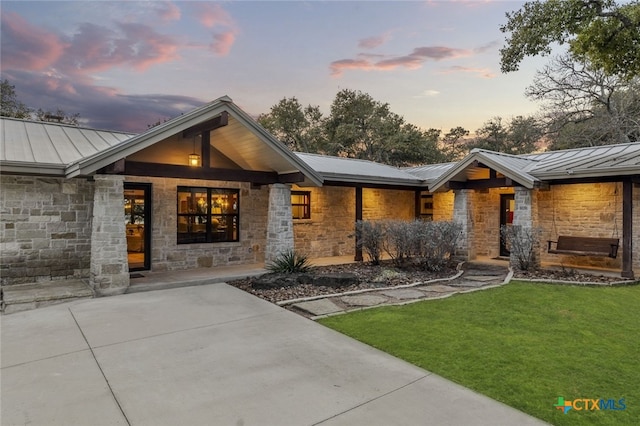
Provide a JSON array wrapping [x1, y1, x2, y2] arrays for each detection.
[[188, 134, 201, 167]]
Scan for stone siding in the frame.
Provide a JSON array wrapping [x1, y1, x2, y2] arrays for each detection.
[[362, 188, 414, 220], [433, 191, 454, 221], [265, 184, 293, 264], [0, 176, 94, 286], [470, 188, 514, 258], [537, 183, 622, 270], [125, 176, 269, 272], [90, 175, 129, 295], [292, 186, 415, 259], [292, 186, 354, 259]]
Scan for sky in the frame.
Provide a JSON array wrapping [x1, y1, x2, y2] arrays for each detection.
[[1, 0, 558, 134]]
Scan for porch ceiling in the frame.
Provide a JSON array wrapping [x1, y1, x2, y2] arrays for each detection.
[[210, 116, 300, 173]]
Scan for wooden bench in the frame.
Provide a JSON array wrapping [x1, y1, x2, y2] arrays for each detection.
[[547, 236, 619, 258]]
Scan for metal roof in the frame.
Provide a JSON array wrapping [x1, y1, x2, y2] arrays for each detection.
[[403, 163, 457, 184], [428, 143, 640, 192], [295, 152, 426, 187], [0, 118, 134, 175], [525, 143, 640, 179]]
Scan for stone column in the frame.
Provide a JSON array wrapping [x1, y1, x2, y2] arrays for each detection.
[[90, 175, 130, 295], [512, 187, 540, 269], [265, 183, 293, 264], [453, 189, 473, 260]]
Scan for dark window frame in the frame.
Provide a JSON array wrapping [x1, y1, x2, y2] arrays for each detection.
[[291, 190, 311, 220], [177, 186, 239, 244]]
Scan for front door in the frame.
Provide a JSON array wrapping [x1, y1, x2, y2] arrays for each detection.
[[124, 183, 151, 271], [499, 194, 515, 257]]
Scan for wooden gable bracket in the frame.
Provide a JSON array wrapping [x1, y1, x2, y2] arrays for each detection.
[[182, 111, 229, 139]]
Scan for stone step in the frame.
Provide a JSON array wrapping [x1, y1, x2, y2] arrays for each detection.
[[1, 280, 94, 315]]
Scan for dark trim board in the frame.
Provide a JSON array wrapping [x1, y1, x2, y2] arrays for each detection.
[[323, 180, 425, 191], [122, 161, 305, 184]]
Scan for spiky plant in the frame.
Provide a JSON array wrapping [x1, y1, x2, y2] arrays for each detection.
[[266, 249, 312, 273]]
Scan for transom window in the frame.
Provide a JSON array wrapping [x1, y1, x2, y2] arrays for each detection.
[[291, 191, 311, 219], [420, 192, 433, 221], [177, 187, 239, 244]]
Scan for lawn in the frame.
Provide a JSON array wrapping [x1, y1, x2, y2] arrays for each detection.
[[318, 282, 640, 426]]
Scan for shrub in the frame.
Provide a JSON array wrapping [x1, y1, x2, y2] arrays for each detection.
[[266, 249, 312, 273], [354, 220, 384, 265], [500, 225, 541, 271], [412, 221, 462, 271], [381, 220, 414, 266]]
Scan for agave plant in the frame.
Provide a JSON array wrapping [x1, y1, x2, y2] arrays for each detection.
[[266, 249, 312, 273]]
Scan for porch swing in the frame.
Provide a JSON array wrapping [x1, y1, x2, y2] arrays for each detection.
[[546, 186, 620, 259]]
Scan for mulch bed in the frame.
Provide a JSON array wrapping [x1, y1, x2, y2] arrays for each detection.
[[227, 261, 458, 304]]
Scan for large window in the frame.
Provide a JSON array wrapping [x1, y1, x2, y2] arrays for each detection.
[[291, 191, 311, 219], [177, 187, 239, 244]]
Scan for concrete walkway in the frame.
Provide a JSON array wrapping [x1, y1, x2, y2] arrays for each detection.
[[1, 281, 548, 426]]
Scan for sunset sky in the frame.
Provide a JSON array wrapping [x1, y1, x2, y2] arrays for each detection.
[[1, 1, 558, 134]]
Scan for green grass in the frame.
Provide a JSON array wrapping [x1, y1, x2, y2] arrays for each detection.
[[319, 282, 640, 425]]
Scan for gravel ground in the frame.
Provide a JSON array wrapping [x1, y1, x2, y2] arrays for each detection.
[[228, 260, 636, 304], [227, 261, 458, 303]]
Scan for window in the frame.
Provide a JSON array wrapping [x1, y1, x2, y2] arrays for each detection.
[[177, 187, 239, 244], [420, 192, 433, 221], [291, 191, 311, 219]]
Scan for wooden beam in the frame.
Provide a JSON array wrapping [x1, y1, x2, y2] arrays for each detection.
[[125, 161, 293, 184], [622, 179, 634, 279], [446, 178, 523, 190], [277, 172, 305, 183], [354, 186, 363, 262], [550, 174, 640, 186], [322, 180, 424, 191], [201, 128, 211, 169], [182, 112, 229, 138], [99, 158, 125, 174]]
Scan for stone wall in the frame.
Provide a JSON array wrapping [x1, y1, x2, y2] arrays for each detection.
[[433, 191, 455, 221], [90, 175, 129, 295], [291, 186, 415, 259], [0, 176, 94, 286], [470, 188, 514, 258], [265, 184, 293, 264], [292, 185, 354, 259], [537, 183, 622, 270], [362, 188, 414, 220], [125, 176, 269, 271]]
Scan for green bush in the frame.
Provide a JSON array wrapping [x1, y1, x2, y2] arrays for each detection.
[[266, 249, 312, 273]]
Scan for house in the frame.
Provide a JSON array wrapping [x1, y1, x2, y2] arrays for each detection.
[[1, 96, 638, 300]]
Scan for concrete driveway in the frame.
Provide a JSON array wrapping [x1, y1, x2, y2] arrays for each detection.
[[1, 283, 547, 425]]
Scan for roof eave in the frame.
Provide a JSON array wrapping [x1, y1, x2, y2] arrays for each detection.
[[1, 161, 67, 177]]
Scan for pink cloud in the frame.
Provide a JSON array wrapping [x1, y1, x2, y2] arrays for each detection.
[[0, 12, 66, 71], [210, 31, 236, 56], [60, 22, 180, 73], [439, 65, 496, 78], [358, 33, 390, 49], [197, 3, 233, 28], [330, 45, 474, 77], [330, 59, 375, 77], [155, 2, 181, 22]]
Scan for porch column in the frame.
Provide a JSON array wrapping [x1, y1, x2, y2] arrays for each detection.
[[622, 179, 634, 279], [453, 189, 473, 260], [265, 183, 293, 264], [90, 175, 130, 296], [513, 187, 540, 268]]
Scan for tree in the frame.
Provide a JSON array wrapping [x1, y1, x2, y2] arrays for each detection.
[[1, 79, 80, 125], [34, 108, 80, 126], [257, 97, 326, 153], [526, 54, 640, 148], [1, 79, 31, 118], [440, 126, 470, 161], [468, 116, 542, 155], [500, 0, 640, 78], [324, 89, 443, 166]]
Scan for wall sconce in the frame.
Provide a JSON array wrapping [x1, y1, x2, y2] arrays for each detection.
[[189, 135, 201, 167]]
